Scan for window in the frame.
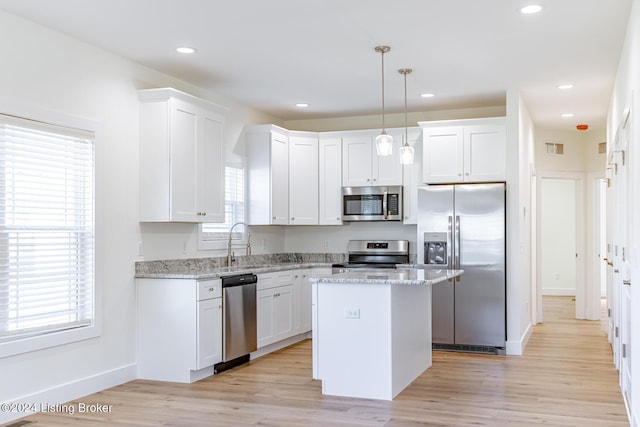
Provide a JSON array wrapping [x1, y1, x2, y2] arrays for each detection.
[[199, 164, 245, 249], [0, 113, 95, 356]]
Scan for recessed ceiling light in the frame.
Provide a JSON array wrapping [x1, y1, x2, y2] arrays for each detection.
[[521, 4, 543, 14], [295, 103, 309, 108], [420, 93, 435, 98], [557, 84, 574, 90], [176, 46, 197, 54], [561, 113, 575, 118]]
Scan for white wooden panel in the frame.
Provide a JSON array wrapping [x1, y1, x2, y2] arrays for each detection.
[[289, 134, 318, 224], [422, 127, 464, 183], [342, 136, 373, 186], [319, 137, 343, 225]]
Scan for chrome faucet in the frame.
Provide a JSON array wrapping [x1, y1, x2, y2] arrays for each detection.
[[227, 222, 251, 267]]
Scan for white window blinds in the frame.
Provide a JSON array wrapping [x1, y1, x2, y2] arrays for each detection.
[[201, 165, 245, 240], [0, 114, 94, 343]]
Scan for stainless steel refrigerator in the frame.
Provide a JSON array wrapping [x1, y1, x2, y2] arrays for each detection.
[[417, 183, 506, 351]]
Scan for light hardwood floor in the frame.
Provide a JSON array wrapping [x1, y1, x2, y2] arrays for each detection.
[[10, 297, 628, 426]]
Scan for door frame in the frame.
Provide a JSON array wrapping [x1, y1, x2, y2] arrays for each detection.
[[535, 171, 589, 320]]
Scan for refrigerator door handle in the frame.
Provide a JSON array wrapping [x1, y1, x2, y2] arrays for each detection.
[[447, 216, 453, 272], [455, 215, 461, 281]]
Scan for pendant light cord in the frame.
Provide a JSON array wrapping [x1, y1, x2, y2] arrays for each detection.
[[403, 70, 408, 146], [381, 49, 386, 132]]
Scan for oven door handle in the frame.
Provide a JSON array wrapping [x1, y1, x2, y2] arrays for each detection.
[[383, 191, 388, 220]]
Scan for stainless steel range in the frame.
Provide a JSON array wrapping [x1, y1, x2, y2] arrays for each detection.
[[332, 240, 410, 273]]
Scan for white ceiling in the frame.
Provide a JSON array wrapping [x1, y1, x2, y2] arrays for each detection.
[[0, 0, 633, 132]]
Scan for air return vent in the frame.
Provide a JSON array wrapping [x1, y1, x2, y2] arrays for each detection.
[[545, 142, 564, 155], [598, 142, 607, 154]]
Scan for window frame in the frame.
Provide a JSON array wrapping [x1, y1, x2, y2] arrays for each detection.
[[0, 99, 100, 358], [198, 162, 247, 251]]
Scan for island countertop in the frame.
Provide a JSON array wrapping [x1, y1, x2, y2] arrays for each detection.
[[309, 268, 463, 286]]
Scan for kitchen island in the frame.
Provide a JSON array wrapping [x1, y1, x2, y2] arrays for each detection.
[[310, 268, 462, 400]]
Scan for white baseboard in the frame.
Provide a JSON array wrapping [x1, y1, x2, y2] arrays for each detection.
[[506, 322, 532, 355], [250, 332, 311, 360], [0, 363, 136, 425], [542, 289, 576, 296]]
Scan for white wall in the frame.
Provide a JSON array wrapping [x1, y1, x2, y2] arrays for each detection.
[[284, 222, 417, 255], [504, 91, 535, 355], [608, 0, 640, 424], [0, 9, 280, 423], [535, 128, 606, 173]]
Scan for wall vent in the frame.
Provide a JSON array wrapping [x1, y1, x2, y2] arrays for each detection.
[[598, 142, 607, 154], [545, 142, 564, 155]]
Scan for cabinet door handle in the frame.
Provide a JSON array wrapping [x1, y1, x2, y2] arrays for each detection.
[[202, 212, 206, 216], [623, 280, 631, 286], [272, 216, 276, 220], [291, 217, 295, 220]]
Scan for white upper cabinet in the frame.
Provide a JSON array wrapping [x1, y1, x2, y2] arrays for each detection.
[[139, 88, 225, 222], [318, 134, 343, 225], [400, 127, 423, 224], [420, 117, 506, 184], [342, 129, 403, 187], [246, 125, 289, 225], [289, 132, 319, 225]]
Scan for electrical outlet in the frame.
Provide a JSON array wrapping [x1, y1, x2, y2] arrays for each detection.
[[344, 308, 360, 319], [137, 241, 144, 256], [324, 240, 330, 249]]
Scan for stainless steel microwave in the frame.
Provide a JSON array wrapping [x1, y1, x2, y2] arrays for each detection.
[[342, 186, 403, 221]]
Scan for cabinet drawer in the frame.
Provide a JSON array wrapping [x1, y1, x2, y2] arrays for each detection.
[[197, 279, 222, 300], [257, 270, 293, 291]]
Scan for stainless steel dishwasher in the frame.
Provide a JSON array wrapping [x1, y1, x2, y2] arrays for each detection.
[[214, 273, 258, 373]]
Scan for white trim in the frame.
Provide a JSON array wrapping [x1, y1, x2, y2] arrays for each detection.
[[0, 363, 135, 425], [0, 97, 101, 358], [250, 333, 310, 360], [506, 322, 532, 355], [541, 288, 576, 296], [536, 171, 587, 320]]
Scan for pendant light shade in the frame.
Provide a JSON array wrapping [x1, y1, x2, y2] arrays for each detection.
[[375, 131, 394, 156], [398, 68, 414, 165], [375, 46, 393, 156]]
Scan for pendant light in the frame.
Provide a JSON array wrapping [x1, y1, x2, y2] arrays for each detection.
[[374, 46, 393, 156], [398, 68, 415, 165]]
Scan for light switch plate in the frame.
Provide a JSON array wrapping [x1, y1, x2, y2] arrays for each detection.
[[344, 308, 360, 319]]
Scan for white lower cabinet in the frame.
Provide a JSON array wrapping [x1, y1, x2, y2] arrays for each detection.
[[137, 278, 222, 383], [257, 271, 294, 348], [293, 269, 312, 334], [197, 297, 223, 369], [310, 267, 332, 380]]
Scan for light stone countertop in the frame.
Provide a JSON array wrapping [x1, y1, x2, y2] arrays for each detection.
[[135, 262, 333, 280], [134, 253, 345, 280], [309, 268, 463, 286]]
